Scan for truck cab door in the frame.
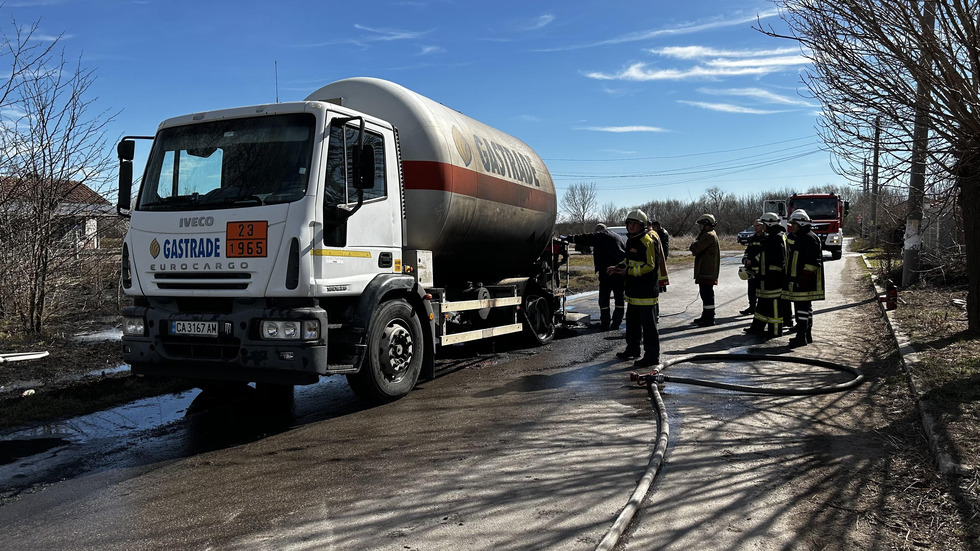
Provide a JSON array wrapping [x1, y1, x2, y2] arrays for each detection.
[[315, 118, 402, 293]]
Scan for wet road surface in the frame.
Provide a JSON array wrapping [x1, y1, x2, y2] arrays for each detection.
[[0, 244, 890, 550]]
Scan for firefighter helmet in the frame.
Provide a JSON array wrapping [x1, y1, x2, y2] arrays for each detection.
[[760, 212, 781, 227], [789, 209, 812, 227], [737, 267, 754, 281], [696, 213, 716, 226], [625, 209, 649, 225]]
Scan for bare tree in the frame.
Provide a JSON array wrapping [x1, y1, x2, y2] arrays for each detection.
[[598, 201, 626, 226], [764, 0, 980, 331], [560, 182, 599, 233], [0, 18, 117, 332]]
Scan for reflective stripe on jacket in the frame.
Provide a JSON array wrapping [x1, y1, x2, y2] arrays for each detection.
[[755, 232, 787, 299], [622, 232, 660, 306], [783, 228, 825, 301]]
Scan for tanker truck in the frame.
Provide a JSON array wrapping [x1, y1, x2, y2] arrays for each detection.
[[116, 77, 564, 403]]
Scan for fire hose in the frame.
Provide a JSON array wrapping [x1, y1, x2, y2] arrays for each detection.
[[595, 352, 864, 551]]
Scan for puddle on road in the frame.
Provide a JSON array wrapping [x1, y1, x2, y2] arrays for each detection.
[[73, 328, 123, 342], [0, 375, 356, 469]]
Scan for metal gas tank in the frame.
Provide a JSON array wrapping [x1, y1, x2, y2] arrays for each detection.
[[306, 78, 557, 284]]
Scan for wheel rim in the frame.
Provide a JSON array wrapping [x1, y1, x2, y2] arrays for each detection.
[[525, 295, 554, 340], [379, 321, 414, 383]]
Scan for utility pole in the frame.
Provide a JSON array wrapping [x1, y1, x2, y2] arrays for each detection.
[[872, 116, 881, 247], [903, 0, 935, 287]]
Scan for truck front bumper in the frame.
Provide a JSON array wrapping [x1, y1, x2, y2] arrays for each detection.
[[122, 298, 331, 385]]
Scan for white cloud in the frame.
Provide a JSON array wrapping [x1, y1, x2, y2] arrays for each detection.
[[650, 46, 800, 59], [577, 125, 669, 133], [354, 24, 432, 41], [678, 100, 784, 114], [699, 87, 814, 106], [418, 45, 445, 55], [586, 62, 780, 81], [523, 14, 555, 31], [585, 45, 809, 82], [540, 9, 780, 51]]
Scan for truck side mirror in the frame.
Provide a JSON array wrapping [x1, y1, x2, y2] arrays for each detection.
[[118, 140, 135, 211], [354, 144, 375, 190], [843, 201, 850, 217]]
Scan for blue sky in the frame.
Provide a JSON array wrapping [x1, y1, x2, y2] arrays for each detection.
[[4, 0, 842, 213]]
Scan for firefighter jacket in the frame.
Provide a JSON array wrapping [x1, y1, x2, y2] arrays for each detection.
[[741, 231, 765, 274], [754, 229, 787, 300], [570, 228, 626, 273], [647, 229, 670, 287], [689, 229, 720, 283], [783, 227, 825, 301], [620, 231, 660, 306], [655, 227, 670, 258]]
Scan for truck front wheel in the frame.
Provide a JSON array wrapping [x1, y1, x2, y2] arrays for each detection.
[[347, 299, 423, 403]]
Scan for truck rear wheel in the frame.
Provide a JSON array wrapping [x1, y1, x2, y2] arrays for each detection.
[[347, 299, 423, 403], [523, 292, 555, 345]]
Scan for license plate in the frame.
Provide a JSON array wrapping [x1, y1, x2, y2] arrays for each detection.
[[171, 320, 218, 337]]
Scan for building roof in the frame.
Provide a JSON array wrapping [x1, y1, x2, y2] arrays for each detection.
[[0, 177, 110, 205]]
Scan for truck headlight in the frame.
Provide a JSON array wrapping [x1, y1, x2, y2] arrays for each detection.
[[260, 320, 320, 340], [122, 316, 146, 336]]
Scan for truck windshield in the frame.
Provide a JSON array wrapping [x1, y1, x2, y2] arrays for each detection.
[[138, 113, 315, 211], [789, 197, 837, 219]]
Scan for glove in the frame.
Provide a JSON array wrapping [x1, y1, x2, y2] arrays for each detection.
[[659, 285, 667, 293]]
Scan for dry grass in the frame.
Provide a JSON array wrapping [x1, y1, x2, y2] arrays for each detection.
[[858, 240, 980, 545]]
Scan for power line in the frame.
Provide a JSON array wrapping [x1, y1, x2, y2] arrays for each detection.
[[543, 135, 818, 163]]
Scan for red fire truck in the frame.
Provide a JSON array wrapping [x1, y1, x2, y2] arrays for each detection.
[[763, 192, 849, 260]]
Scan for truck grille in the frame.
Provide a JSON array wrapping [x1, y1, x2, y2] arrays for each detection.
[[154, 272, 251, 291], [160, 334, 242, 361]]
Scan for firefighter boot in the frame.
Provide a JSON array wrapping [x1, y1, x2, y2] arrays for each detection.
[[788, 324, 809, 347], [693, 310, 715, 327], [599, 309, 610, 331], [610, 307, 624, 331], [743, 318, 765, 335]]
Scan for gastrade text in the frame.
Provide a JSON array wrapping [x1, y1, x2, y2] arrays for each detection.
[[150, 262, 249, 271]]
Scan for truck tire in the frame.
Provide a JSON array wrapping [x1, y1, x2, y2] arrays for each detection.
[[346, 299, 423, 403], [522, 291, 555, 345]]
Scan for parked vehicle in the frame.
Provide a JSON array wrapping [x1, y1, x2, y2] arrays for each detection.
[[116, 78, 564, 403], [737, 226, 755, 246], [763, 192, 849, 260]]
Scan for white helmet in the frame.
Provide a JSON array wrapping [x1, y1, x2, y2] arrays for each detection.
[[789, 209, 812, 227], [625, 209, 649, 225], [759, 212, 781, 228], [696, 213, 716, 226]]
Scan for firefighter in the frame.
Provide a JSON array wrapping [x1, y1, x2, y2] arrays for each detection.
[[651, 220, 670, 259], [689, 213, 721, 327], [739, 219, 765, 315], [608, 209, 662, 368], [745, 212, 787, 339], [783, 209, 825, 346], [568, 223, 626, 330], [647, 223, 670, 320]]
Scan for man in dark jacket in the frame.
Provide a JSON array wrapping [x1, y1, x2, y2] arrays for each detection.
[[570, 223, 626, 330], [740, 219, 766, 315], [784, 209, 825, 346], [746, 212, 788, 339], [651, 220, 670, 259]]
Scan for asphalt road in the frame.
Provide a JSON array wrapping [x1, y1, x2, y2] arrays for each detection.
[[0, 242, 889, 550]]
